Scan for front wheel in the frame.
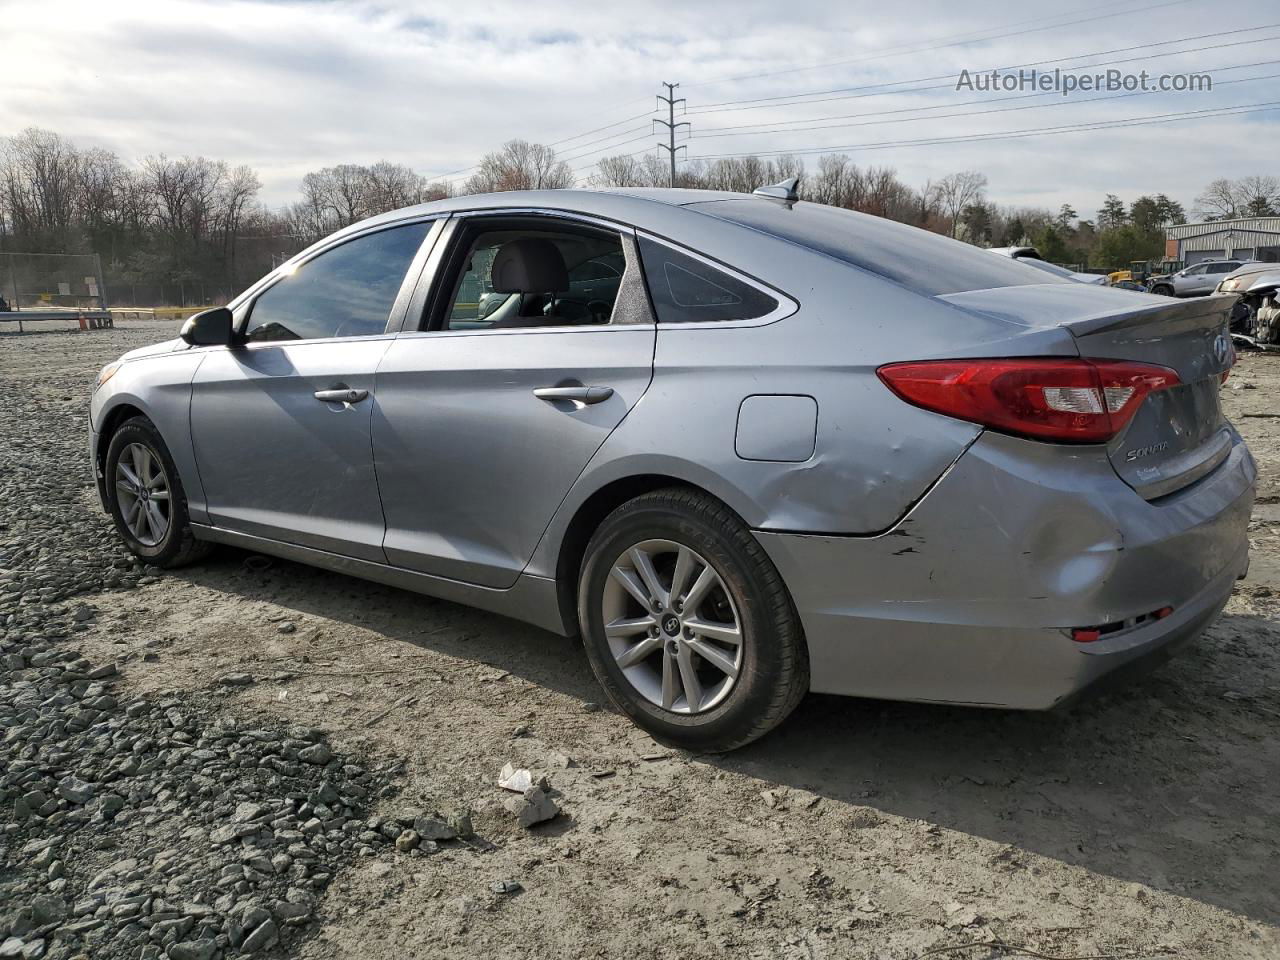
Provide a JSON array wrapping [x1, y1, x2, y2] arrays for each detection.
[[105, 417, 211, 568], [577, 488, 808, 752]]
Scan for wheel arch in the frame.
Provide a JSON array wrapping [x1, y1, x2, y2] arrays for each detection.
[[549, 471, 768, 638], [94, 399, 155, 510], [96, 401, 150, 475]]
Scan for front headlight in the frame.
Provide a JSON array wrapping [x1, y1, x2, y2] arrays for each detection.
[[1220, 279, 1240, 292], [95, 363, 121, 392]]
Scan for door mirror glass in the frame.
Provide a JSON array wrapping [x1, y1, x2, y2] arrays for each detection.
[[180, 306, 234, 346]]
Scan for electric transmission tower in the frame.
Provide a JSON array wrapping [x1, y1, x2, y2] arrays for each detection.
[[654, 82, 689, 187]]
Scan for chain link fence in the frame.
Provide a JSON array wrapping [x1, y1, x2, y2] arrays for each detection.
[[0, 252, 107, 311]]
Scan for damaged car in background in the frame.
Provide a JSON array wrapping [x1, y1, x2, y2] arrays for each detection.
[[89, 182, 1255, 752], [1217, 261, 1280, 350]]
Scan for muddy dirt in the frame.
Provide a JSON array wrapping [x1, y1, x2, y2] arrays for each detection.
[[4, 319, 1280, 960]]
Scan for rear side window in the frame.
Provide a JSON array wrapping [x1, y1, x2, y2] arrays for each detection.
[[692, 199, 1061, 298], [245, 221, 429, 342], [1206, 262, 1237, 274], [638, 236, 778, 323]]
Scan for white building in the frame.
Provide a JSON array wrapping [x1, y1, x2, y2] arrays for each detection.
[[1166, 217, 1280, 266]]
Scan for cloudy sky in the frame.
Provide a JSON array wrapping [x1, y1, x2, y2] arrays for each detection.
[[3, 0, 1278, 218]]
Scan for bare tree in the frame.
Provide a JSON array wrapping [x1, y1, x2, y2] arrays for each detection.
[[810, 155, 853, 207], [464, 140, 572, 193], [1195, 178, 1239, 221], [1234, 175, 1280, 217], [591, 154, 645, 187], [215, 165, 262, 288], [930, 171, 988, 238], [0, 128, 83, 247], [365, 161, 428, 211]]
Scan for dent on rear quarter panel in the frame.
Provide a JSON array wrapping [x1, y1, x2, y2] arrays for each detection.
[[616, 236, 1033, 535], [528, 247, 997, 549], [527, 203, 1082, 576]]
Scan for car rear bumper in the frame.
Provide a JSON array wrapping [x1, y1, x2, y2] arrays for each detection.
[[755, 429, 1255, 709]]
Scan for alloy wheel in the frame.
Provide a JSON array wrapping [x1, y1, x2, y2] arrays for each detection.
[[114, 442, 171, 547], [601, 539, 744, 714]]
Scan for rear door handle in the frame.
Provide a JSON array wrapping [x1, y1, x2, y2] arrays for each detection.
[[533, 386, 614, 405], [314, 388, 368, 404]]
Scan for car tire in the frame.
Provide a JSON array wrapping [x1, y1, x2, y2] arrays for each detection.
[[577, 487, 809, 752], [105, 416, 212, 568], [1151, 284, 1174, 297]]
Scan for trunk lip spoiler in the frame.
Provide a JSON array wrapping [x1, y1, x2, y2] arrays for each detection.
[[1065, 293, 1237, 338], [936, 284, 1237, 337]]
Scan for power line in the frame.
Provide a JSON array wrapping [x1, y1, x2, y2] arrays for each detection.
[[420, 4, 1203, 184], [422, 113, 657, 185], [691, 55, 1280, 137], [686, 99, 1280, 160], [557, 130, 661, 167], [421, 9, 1260, 189], [690, 64, 1280, 141], [547, 109, 660, 148], [686, 22, 1280, 114], [552, 124, 652, 159], [682, 0, 1198, 89]]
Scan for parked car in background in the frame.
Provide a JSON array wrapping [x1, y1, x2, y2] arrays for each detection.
[[987, 246, 1107, 285], [1149, 259, 1248, 297], [89, 185, 1255, 751], [1215, 260, 1280, 296]]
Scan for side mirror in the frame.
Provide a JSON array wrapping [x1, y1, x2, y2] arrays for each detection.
[[180, 307, 236, 346]]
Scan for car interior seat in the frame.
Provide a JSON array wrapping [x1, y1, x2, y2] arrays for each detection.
[[489, 237, 575, 327]]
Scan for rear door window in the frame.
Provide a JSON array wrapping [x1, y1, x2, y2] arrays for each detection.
[[437, 222, 632, 330], [637, 236, 778, 323]]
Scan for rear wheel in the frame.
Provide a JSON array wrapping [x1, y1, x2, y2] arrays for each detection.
[[105, 417, 211, 568], [577, 488, 808, 752]]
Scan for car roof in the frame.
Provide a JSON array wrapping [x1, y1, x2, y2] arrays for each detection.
[[350, 187, 753, 236], [1223, 260, 1275, 279]]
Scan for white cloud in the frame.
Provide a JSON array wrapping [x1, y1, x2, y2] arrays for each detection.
[[3, 0, 1278, 215]]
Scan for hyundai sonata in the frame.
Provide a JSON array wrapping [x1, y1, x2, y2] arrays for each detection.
[[90, 182, 1255, 751]]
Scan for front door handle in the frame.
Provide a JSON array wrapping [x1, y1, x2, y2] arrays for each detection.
[[534, 385, 614, 405], [314, 388, 368, 404]]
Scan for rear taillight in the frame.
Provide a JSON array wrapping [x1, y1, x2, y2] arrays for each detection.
[[876, 358, 1180, 443]]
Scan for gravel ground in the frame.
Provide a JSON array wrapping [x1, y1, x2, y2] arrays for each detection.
[[2, 319, 1279, 960]]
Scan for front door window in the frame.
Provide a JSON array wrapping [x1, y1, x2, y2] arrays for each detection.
[[245, 222, 430, 342]]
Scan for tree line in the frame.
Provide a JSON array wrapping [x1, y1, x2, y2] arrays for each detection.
[[2, 126, 1276, 306]]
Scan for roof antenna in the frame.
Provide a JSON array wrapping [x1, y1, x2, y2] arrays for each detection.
[[753, 177, 801, 207]]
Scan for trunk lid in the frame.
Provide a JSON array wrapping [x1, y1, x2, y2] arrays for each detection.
[[939, 285, 1236, 499]]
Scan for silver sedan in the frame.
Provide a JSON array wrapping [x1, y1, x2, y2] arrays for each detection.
[[90, 185, 1255, 751]]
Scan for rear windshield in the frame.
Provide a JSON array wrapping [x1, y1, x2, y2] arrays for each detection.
[[692, 199, 1064, 297]]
